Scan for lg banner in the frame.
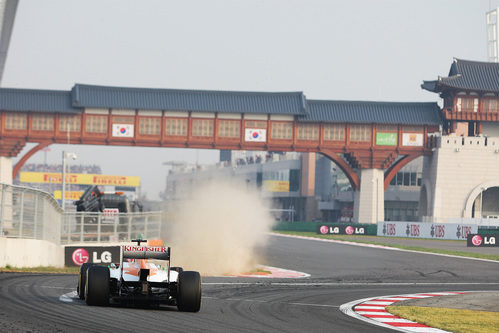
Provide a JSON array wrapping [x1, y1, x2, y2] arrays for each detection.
[[467, 234, 499, 247], [317, 224, 366, 235], [65, 246, 120, 267], [377, 222, 477, 240]]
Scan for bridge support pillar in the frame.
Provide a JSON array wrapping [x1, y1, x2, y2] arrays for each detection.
[[353, 168, 384, 223], [0, 157, 13, 184]]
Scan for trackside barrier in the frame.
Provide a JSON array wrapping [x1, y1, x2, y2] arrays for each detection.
[[61, 211, 164, 244], [376, 221, 478, 240], [0, 237, 64, 267], [0, 183, 63, 244], [273, 221, 377, 235]]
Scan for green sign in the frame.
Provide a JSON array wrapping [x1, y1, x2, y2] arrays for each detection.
[[376, 132, 397, 146]]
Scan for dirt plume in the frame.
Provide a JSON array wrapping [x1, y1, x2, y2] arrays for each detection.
[[164, 180, 274, 276]]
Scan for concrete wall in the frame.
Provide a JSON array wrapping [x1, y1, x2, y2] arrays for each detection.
[[421, 135, 499, 221], [0, 237, 64, 267], [0, 157, 12, 184]]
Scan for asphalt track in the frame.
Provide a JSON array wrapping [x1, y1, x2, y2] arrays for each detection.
[[1, 234, 498, 333]]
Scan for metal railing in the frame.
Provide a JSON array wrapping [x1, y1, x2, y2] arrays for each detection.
[[61, 211, 164, 244], [0, 183, 63, 244]]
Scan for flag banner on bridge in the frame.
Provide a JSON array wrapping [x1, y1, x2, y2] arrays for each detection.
[[245, 129, 266, 142], [65, 246, 120, 266], [112, 124, 134, 137], [402, 133, 423, 146], [317, 224, 366, 235], [377, 221, 478, 240], [375, 132, 397, 146], [467, 234, 499, 247]]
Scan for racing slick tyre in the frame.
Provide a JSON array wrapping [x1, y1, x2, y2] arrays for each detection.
[[85, 265, 110, 306], [77, 263, 94, 300], [177, 271, 201, 312]]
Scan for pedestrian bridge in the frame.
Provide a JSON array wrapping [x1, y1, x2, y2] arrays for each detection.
[[0, 84, 441, 222]]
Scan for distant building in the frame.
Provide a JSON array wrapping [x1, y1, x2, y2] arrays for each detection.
[[164, 151, 422, 222]]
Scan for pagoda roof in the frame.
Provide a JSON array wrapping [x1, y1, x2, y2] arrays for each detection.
[[422, 58, 499, 94]]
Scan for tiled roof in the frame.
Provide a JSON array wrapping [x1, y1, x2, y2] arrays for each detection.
[[301, 100, 441, 125], [72, 84, 307, 114], [0, 84, 442, 126], [0, 88, 79, 113], [422, 58, 499, 93]]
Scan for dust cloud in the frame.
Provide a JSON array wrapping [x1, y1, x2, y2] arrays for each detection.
[[163, 180, 274, 276]]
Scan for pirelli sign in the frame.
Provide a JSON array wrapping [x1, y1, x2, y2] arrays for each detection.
[[20, 172, 140, 187]]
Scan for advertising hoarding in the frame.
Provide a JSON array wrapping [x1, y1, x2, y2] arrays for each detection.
[[377, 222, 477, 240], [263, 180, 290, 192], [317, 224, 366, 235], [65, 246, 120, 267], [20, 172, 140, 187], [467, 234, 499, 247], [402, 133, 423, 146], [54, 190, 84, 200], [376, 132, 397, 146]]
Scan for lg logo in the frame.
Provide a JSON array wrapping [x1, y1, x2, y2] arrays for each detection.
[[71, 248, 113, 266], [72, 248, 89, 266]]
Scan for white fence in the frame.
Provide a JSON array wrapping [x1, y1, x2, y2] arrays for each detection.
[[61, 211, 164, 244], [0, 183, 63, 244]]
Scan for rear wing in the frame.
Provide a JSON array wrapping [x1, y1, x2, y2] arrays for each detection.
[[121, 245, 170, 261]]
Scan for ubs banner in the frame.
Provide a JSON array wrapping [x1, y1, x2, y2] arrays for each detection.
[[317, 224, 367, 235], [377, 222, 477, 240], [467, 234, 499, 247], [65, 246, 120, 267]]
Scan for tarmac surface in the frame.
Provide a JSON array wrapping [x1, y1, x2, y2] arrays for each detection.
[[1, 234, 497, 332], [302, 233, 499, 315]]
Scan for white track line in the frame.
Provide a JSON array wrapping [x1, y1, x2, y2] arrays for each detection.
[[272, 233, 499, 264], [59, 291, 77, 303]]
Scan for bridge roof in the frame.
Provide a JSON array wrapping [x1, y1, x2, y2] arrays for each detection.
[[72, 84, 307, 115], [0, 84, 441, 126], [422, 58, 499, 93], [0, 88, 79, 113], [301, 100, 441, 125]]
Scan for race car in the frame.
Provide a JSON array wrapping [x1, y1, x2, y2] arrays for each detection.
[[76, 239, 201, 312]]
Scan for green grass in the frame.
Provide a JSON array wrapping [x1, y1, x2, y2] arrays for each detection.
[[274, 231, 499, 261], [0, 266, 80, 274], [387, 306, 499, 333]]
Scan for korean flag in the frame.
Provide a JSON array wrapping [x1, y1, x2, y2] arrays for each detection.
[[245, 129, 266, 142], [112, 124, 134, 138]]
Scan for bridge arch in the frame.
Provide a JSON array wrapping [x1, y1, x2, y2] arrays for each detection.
[[319, 151, 359, 191], [383, 154, 422, 191], [12, 142, 51, 178]]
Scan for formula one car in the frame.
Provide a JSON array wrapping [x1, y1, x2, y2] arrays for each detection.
[[76, 239, 201, 312]]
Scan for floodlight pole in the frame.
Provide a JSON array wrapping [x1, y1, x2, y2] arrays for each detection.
[[62, 151, 67, 210]]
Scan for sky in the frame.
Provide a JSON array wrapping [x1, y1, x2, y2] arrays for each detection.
[[3, 0, 499, 200]]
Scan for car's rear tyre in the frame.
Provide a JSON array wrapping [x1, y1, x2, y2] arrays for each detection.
[[85, 265, 110, 306], [171, 267, 184, 274], [177, 271, 201, 312], [77, 263, 94, 300]]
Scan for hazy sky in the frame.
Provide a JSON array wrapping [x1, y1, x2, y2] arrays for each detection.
[[4, 0, 499, 200]]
